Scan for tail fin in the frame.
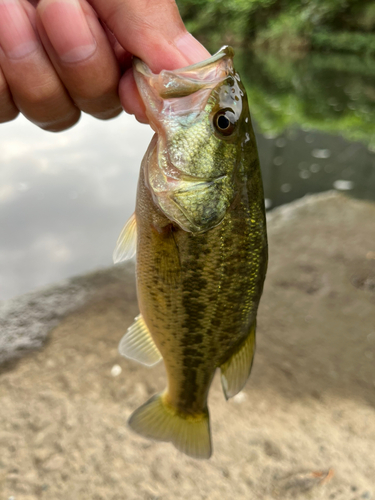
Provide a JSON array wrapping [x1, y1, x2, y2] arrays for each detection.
[[128, 393, 212, 459]]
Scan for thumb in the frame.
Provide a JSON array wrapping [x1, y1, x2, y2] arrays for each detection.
[[87, 0, 210, 71]]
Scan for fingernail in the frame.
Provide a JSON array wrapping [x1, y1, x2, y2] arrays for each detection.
[[174, 33, 210, 65], [40, 0, 96, 63], [0, 0, 39, 59]]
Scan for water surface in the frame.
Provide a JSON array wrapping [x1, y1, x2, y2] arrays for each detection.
[[1, 50, 374, 301]]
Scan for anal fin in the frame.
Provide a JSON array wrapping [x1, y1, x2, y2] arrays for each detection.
[[119, 314, 162, 366], [113, 212, 137, 264], [220, 321, 256, 400]]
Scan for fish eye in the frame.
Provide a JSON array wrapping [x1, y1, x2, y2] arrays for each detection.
[[213, 110, 236, 136]]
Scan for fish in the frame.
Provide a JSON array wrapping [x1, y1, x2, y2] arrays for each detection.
[[113, 46, 268, 459]]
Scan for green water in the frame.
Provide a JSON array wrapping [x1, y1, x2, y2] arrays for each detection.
[[239, 50, 375, 209]]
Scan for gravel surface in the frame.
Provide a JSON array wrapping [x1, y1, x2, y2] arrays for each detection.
[[1, 192, 374, 500]]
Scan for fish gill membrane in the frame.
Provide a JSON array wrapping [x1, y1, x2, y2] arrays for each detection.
[[113, 46, 268, 459]]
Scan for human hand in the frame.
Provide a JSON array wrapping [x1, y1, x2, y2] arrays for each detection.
[[0, 0, 209, 131]]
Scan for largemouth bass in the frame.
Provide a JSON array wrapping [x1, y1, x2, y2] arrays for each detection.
[[114, 46, 268, 459]]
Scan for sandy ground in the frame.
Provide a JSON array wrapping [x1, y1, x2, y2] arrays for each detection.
[[0, 192, 375, 500]]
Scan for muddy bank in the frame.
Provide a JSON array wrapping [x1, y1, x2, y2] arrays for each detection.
[[1, 192, 374, 500]]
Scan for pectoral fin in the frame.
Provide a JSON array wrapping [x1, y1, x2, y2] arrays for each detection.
[[119, 314, 162, 366], [151, 223, 181, 285], [220, 322, 256, 400], [113, 212, 137, 264]]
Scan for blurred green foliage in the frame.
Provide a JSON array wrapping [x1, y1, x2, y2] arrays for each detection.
[[311, 31, 375, 55], [234, 50, 375, 147], [177, 0, 375, 55]]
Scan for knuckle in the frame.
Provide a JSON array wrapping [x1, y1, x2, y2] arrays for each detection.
[[74, 85, 121, 117], [92, 105, 123, 121], [105, 3, 125, 29], [79, 76, 119, 102], [39, 108, 81, 132], [0, 86, 19, 123], [35, 0, 50, 14], [0, 77, 8, 95], [0, 106, 19, 123], [24, 79, 61, 108]]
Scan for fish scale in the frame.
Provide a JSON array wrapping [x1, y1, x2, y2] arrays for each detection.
[[113, 47, 268, 458]]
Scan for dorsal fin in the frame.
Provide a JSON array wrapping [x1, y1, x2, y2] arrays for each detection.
[[113, 212, 137, 264], [220, 322, 256, 399], [119, 314, 162, 366]]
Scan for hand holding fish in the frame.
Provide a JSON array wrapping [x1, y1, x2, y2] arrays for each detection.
[[0, 0, 209, 130], [1, 0, 268, 460]]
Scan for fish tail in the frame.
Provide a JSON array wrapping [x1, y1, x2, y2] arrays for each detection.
[[128, 392, 212, 459]]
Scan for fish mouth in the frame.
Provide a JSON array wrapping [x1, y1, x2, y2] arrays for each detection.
[[133, 46, 235, 119], [169, 46, 234, 74], [134, 46, 234, 94]]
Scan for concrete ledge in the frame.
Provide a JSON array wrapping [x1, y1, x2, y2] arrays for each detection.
[[0, 264, 136, 365], [1, 191, 374, 499]]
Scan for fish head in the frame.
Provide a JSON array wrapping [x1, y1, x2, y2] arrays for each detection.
[[134, 46, 253, 233]]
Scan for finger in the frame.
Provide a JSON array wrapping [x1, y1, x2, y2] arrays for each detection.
[[0, 66, 19, 122], [36, 0, 122, 120], [0, 0, 80, 131], [119, 68, 147, 124], [100, 21, 132, 73], [87, 0, 209, 122], [118, 31, 208, 123], [88, 0, 209, 72]]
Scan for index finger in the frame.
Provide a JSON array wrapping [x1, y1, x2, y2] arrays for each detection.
[[87, 0, 209, 122], [87, 0, 209, 71]]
